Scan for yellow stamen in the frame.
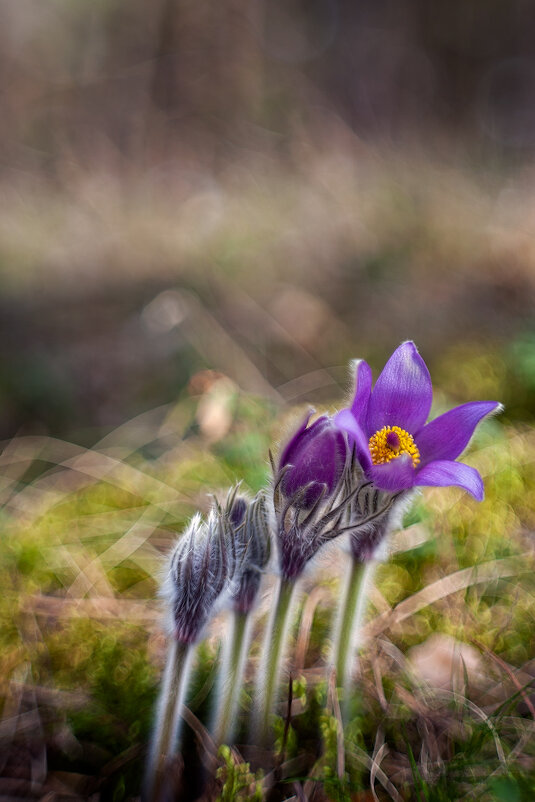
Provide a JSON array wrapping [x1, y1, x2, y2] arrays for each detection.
[[368, 425, 420, 467]]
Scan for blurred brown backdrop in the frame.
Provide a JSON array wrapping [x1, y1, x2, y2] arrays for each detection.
[[2, 0, 535, 440]]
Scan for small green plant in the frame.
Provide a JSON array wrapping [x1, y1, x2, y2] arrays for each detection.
[[215, 745, 264, 801]]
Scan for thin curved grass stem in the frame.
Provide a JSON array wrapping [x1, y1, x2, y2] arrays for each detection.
[[144, 639, 192, 802], [212, 609, 251, 746]]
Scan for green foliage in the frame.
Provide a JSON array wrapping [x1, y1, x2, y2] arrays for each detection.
[[489, 774, 535, 802], [215, 746, 264, 801], [273, 713, 298, 761], [45, 620, 157, 749], [319, 713, 352, 801], [1, 392, 535, 800]]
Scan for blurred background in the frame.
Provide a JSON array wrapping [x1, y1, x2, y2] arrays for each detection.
[[2, 0, 535, 442]]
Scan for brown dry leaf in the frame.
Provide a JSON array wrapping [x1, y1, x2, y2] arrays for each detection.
[[408, 633, 487, 692]]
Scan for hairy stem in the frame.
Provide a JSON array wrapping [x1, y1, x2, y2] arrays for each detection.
[[144, 639, 192, 802], [212, 609, 251, 746], [256, 577, 296, 744], [333, 557, 376, 715]]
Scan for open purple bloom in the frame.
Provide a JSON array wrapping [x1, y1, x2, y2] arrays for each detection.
[[334, 342, 501, 501], [279, 412, 348, 509]]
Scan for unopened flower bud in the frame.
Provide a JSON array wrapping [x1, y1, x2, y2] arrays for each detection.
[[279, 412, 347, 509], [164, 509, 235, 645], [227, 490, 271, 614], [273, 412, 358, 580]]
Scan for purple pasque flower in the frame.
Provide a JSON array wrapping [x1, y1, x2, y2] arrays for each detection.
[[273, 412, 354, 580], [279, 412, 348, 509], [334, 342, 501, 501]]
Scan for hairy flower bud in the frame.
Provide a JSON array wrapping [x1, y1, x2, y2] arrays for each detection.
[[164, 509, 235, 645], [226, 490, 271, 614], [273, 412, 359, 580], [343, 482, 407, 562]]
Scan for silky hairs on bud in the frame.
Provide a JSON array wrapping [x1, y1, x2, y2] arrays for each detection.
[[273, 413, 359, 580], [345, 483, 414, 563], [228, 491, 272, 614], [163, 510, 235, 645]]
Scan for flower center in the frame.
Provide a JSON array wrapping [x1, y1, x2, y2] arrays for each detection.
[[368, 425, 420, 467]]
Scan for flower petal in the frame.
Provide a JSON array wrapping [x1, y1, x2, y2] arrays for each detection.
[[278, 410, 314, 469], [334, 408, 372, 471], [368, 453, 416, 492], [350, 359, 373, 426], [366, 341, 432, 435], [415, 401, 502, 466], [415, 460, 484, 501], [281, 416, 347, 507]]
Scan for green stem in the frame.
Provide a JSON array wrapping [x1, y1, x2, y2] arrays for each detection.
[[213, 609, 251, 745], [256, 577, 296, 744], [333, 558, 376, 710], [144, 639, 192, 802]]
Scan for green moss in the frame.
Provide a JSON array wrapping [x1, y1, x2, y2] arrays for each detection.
[[1, 397, 534, 800]]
